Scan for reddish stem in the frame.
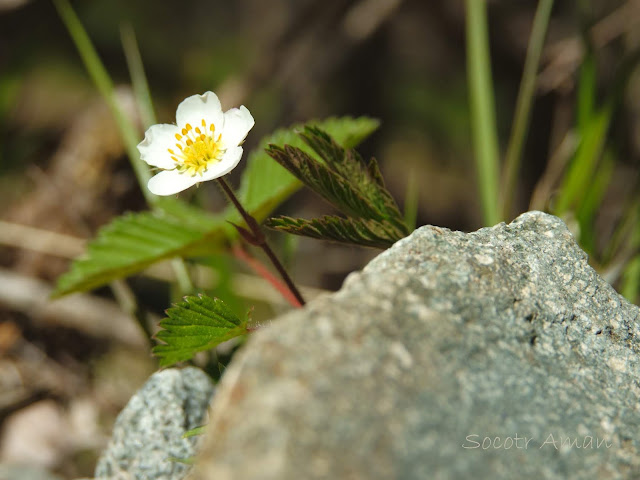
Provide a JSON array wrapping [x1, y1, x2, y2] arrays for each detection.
[[232, 244, 303, 308], [217, 177, 306, 306]]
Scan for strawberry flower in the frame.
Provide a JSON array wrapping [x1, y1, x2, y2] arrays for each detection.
[[137, 91, 254, 196]]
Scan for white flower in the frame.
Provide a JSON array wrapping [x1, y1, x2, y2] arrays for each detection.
[[137, 91, 255, 196]]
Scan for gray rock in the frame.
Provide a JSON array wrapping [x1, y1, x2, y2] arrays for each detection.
[[194, 211, 640, 480], [96, 367, 214, 480]]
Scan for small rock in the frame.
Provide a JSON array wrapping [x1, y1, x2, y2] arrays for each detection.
[[95, 367, 214, 480]]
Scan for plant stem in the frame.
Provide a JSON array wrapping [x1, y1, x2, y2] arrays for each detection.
[[171, 258, 195, 294], [217, 177, 306, 306], [109, 279, 152, 345], [403, 166, 419, 231], [501, 0, 554, 220], [465, 0, 501, 226], [232, 245, 302, 308]]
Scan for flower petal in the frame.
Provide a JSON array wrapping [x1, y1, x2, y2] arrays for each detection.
[[148, 170, 201, 196], [200, 146, 243, 182], [137, 124, 181, 169], [221, 105, 255, 147], [175, 91, 224, 131]]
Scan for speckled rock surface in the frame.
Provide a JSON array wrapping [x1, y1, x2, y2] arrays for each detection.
[[95, 367, 214, 480], [194, 211, 640, 480]]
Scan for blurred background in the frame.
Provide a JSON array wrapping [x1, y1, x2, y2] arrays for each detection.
[[1, 0, 640, 477]]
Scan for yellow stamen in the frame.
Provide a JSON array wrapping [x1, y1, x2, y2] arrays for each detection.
[[169, 118, 225, 176]]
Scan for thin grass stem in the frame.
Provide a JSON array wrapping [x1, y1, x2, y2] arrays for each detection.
[[120, 23, 157, 127], [501, 0, 554, 219], [465, 0, 501, 226], [53, 0, 153, 202]]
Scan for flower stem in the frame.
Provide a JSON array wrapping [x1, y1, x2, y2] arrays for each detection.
[[231, 245, 302, 308], [217, 177, 306, 306]]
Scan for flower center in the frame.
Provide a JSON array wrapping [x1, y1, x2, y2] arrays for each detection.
[[167, 119, 224, 176]]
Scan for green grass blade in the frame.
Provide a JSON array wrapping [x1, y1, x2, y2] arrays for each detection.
[[53, 0, 153, 203], [617, 200, 640, 303], [465, 0, 501, 226], [621, 256, 640, 304], [602, 197, 640, 266], [575, 149, 615, 254], [501, 0, 554, 219], [577, 48, 596, 134], [403, 167, 418, 231], [120, 23, 157, 127], [555, 47, 640, 217], [554, 106, 611, 215], [575, 148, 614, 226]]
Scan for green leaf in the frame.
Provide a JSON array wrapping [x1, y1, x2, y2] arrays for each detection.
[[233, 116, 380, 223], [52, 207, 226, 297], [266, 144, 386, 222], [265, 127, 409, 248], [299, 127, 407, 232], [153, 294, 248, 367], [182, 425, 206, 439], [266, 215, 402, 249]]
